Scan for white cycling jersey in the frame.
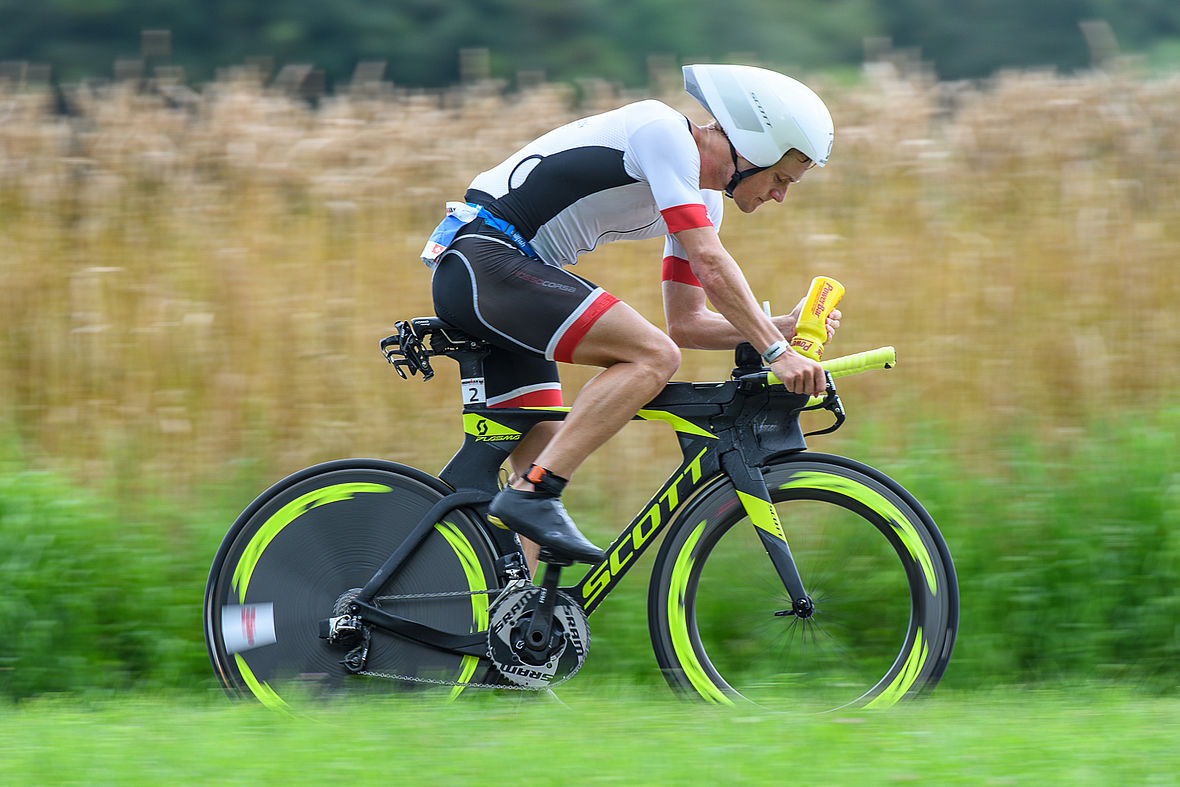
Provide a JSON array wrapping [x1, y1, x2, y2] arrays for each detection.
[[464, 99, 723, 268]]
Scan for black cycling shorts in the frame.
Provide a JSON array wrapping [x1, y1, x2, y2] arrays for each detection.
[[431, 222, 619, 408]]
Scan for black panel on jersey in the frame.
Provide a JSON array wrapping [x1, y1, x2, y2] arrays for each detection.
[[464, 146, 637, 240]]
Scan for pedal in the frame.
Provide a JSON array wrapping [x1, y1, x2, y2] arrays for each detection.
[[537, 548, 575, 568]]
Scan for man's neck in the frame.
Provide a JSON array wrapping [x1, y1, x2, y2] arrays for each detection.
[[692, 122, 740, 192]]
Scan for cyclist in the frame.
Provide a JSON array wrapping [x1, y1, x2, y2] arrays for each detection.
[[423, 64, 838, 565]]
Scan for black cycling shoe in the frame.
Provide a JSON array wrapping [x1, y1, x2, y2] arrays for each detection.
[[488, 487, 606, 564]]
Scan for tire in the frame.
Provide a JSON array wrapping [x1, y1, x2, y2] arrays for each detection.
[[648, 453, 958, 711], [203, 460, 501, 707]]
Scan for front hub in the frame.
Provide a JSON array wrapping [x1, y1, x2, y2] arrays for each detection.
[[792, 596, 815, 619], [775, 595, 816, 620]]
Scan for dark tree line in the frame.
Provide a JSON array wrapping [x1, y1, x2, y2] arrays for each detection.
[[1, 0, 1177, 88]]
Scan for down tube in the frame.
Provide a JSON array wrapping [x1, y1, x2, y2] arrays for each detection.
[[569, 441, 719, 615]]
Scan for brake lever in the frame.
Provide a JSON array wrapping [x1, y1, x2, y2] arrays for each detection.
[[801, 373, 845, 437]]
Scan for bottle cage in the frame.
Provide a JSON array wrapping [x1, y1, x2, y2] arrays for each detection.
[[380, 320, 435, 381], [380, 318, 489, 383]]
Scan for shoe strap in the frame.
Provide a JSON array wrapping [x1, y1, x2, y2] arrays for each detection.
[[525, 464, 568, 496]]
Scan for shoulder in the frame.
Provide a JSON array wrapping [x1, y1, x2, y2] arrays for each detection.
[[623, 100, 696, 163], [621, 99, 690, 131]]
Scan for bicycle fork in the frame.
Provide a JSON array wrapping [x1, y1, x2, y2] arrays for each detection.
[[721, 452, 814, 618]]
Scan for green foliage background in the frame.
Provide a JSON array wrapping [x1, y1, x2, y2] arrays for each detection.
[[3, 0, 1180, 86], [2, 411, 1177, 700]]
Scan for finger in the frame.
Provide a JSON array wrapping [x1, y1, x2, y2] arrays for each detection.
[[825, 310, 841, 340]]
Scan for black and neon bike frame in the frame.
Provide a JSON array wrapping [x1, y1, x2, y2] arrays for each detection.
[[443, 377, 827, 616], [363, 328, 832, 620], [335, 324, 852, 662]]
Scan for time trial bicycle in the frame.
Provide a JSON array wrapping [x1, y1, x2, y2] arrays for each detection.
[[203, 317, 958, 711]]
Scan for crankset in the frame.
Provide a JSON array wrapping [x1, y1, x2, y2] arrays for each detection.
[[486, 580, 590, 689]]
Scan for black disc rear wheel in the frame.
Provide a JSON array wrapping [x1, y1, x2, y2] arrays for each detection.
[[203, 460, 500, 706]]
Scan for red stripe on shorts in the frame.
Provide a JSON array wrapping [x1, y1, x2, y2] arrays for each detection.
[[553, 292, 620, 363], [489, 387, 564, 408]]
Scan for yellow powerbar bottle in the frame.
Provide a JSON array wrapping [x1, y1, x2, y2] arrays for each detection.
[[789, 276, 845, 360]]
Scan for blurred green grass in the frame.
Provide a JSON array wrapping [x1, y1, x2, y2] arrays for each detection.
[[1, 687, 1177, 785]]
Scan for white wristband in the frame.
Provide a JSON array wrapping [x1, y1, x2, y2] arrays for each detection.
[[760, 339, 789, 364]]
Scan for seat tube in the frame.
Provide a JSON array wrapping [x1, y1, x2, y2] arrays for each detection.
[[719, 451, 809, 602]]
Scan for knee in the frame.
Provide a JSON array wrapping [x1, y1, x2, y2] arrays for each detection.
[[640, 333, 681, 384]]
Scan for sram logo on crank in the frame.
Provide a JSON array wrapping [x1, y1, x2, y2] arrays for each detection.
[[487, 581, 589, 689]]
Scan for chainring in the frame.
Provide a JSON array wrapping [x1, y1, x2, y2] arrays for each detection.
[[486, 581, 590, 689]]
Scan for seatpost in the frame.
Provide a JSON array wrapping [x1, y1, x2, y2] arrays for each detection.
[[452, 348, 490, 409]]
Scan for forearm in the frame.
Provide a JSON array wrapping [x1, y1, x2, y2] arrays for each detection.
[[668, 304, 796, 350], [666, 226, 801, 353], [692, 252, 786, 353]]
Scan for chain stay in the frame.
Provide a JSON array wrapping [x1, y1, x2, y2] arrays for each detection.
[[351, 584, 535, 691], [357, 669, 539, 691], [354, 583, 587, 692]]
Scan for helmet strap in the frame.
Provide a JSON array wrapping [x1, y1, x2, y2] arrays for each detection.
[[723, 138, 767, 199]]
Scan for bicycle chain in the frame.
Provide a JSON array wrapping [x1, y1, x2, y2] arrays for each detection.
[[373, 588, 500, 603], [356, 668, 539, 690]]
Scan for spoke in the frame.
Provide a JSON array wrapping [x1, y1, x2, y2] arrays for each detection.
[[807, 615, 857, 662]]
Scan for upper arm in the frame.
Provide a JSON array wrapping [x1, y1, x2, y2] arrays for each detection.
[[671, 225, 736, 293]]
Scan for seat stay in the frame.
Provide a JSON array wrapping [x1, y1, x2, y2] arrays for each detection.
[[355, 489, 494, 604]]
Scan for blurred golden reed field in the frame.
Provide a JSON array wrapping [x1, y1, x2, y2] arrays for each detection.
[[1, 64, 1178, 509]]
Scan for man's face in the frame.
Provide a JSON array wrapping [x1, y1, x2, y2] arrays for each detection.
[[731, 151, 814, 213]]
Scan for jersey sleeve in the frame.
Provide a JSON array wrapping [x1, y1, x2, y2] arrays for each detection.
[[662, 189, 724, 287], [625, 106, 714, 233]]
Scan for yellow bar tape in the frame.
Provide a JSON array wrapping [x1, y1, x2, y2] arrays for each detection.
[[764, 346, 897, 407]]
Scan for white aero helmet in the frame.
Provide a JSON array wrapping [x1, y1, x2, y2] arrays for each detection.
[[684, 64, 833, 194]]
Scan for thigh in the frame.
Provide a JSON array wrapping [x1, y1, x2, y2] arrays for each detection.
[[432, 229, 620, 365], [567, 298, 680, 368], [483, 349, 562, 407]]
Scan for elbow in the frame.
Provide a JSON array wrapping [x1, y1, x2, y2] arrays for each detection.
[[666, 322, 693, 349], [666, 317, 704, 349]]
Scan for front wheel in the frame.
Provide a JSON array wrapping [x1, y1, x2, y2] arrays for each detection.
[[203, 460, 502, 707], [648, 453, 958, 711]]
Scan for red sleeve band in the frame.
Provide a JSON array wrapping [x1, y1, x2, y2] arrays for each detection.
[[660, 203, 712, 233], [662, 255, 702, 287]]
